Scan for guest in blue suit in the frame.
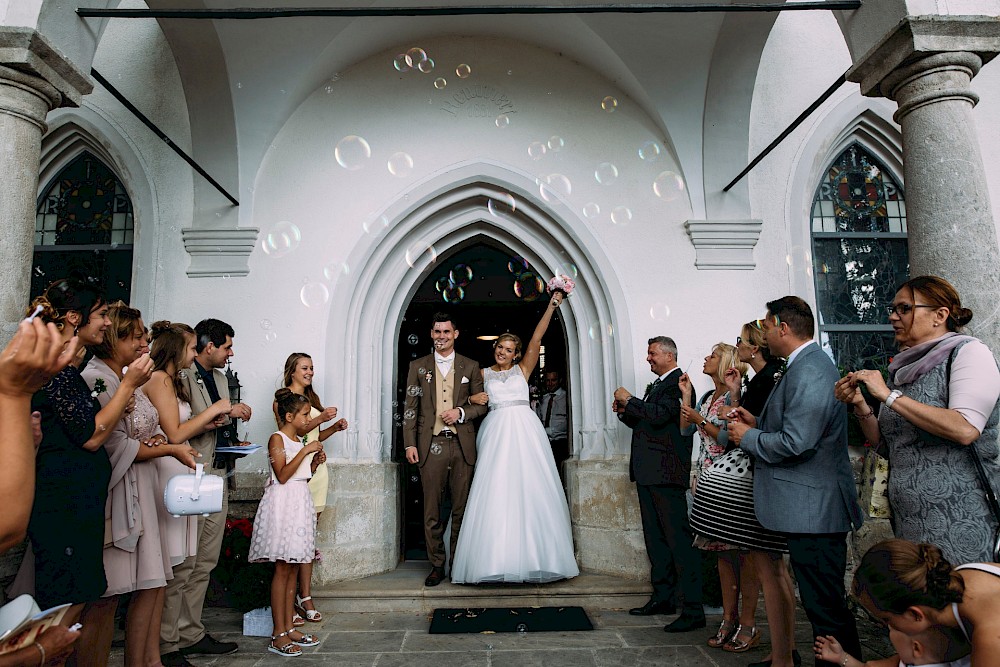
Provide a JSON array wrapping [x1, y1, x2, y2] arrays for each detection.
[[729, 296, 864, 667]]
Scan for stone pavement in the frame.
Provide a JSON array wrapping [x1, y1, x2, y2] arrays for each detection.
[[119, 604, 890, 667]]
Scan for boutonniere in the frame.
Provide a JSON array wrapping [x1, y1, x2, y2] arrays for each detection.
[[645, 382, 654, 396], [195, 375, 204, 386], [91, 378, 107, 398], [773, 360, 788, 383], [425, 371, 433, 383]]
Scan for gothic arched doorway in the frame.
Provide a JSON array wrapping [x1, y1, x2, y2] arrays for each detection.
[[396, 239, 570, 560]]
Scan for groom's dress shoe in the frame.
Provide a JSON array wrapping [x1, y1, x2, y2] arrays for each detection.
[[662, 611, 706, 633], [628, 600, 674, 616], [748, 650, 802, 667], [424, 567, 446, 587]]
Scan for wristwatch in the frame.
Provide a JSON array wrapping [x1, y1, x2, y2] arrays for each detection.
[[699, 418, 708, 427], [884, 389, 903, 410]]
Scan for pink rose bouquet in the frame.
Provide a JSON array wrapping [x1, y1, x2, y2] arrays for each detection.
[[546, 274, 576, 297]]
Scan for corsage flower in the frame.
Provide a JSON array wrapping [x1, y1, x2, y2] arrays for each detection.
[[91, 378, 107, 398]]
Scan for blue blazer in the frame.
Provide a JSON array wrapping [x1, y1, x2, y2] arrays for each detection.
[[739, 342, 863, 534]]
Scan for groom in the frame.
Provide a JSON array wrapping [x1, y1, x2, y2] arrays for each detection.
[[403, 313, 487, 586]]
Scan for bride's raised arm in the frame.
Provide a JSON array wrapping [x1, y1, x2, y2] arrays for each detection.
[[518, 291, 564, 378]]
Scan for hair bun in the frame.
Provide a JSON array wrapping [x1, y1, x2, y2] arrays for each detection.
[[274, 387, 294, 401], [951, 307, 973, 328], [25, 296, 59, 323], [149, 320, 173, 340]]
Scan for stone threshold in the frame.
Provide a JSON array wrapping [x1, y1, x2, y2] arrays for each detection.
[[313, 561, 652, 612]]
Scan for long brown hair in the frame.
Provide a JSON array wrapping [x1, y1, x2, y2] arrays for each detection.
[[150, 320, 196, 404], [852, 539, 965, 614], [282, 353, 323, 412], [89, 301, 142, 360]]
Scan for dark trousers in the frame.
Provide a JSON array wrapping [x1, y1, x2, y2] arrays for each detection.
[[636, 484, 703, 611], [786, 532, 863, 664], [420, 434, 473, 568]]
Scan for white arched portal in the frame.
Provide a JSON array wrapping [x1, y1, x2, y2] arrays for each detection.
[[314, 161, 651, 584]]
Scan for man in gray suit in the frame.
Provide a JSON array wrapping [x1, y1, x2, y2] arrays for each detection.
[[730, 297, 864, 666]]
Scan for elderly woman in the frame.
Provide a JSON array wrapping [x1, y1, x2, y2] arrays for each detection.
[[835, 275, 1000, 565], [81, 302, 199, 667], [847, 539, 1000, 666], [679, 343, 763, 653]]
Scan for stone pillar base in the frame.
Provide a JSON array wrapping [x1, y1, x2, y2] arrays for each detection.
[[313, 462, 399, 585], [565, 457, 648, 580]]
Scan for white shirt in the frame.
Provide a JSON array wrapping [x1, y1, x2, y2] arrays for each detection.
[[434, 351, 455, 377], [534, 387, 568, 440], [785, 341, 812, 368]]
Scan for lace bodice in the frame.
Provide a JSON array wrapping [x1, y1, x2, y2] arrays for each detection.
[[127, 389, 162, 442], [484, 365, 530, 406]]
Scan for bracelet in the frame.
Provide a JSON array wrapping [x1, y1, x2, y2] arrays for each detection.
[[699, 419, 708, 427], [840, 654, 848, 667], [855, 407, 876, 421], [34, 642, 45, 666], [884, 389, 903, 411]]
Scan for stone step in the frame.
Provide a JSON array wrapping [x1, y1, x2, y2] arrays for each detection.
[[312, 561, 653, 612]]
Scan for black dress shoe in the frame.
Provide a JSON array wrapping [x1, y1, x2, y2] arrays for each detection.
[[748, 649, 802, 667], [424, 566, 446, 587], [178, 633, 238, 656], [628, 599, 675, 616], [663, 611, 707, 633], [160, 651, 194, 667]]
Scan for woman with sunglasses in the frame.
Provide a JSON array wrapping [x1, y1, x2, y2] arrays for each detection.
[[835, 276, 1000, 565]]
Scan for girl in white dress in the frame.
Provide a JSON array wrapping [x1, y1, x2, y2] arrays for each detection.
[[249, 389, 323, 657], [451, 290, 579, 584]]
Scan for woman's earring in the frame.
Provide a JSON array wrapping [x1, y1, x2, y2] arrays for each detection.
[[750, 352, 755, 360]]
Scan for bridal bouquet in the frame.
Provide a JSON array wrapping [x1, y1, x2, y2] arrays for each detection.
[[546, 274, 576, 297]]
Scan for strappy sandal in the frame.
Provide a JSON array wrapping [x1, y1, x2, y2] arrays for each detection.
[[723, 625, 761, 653], [288, 629, 321, 647], [707, 618, 738, 648], [292, 612, 305, 627], [268, 631, 302, 657], [295, 594, 323, 622]]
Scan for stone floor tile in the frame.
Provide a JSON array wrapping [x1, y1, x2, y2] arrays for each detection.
[[302, 630, 405, 653], [323, 610, 431, 631], [255, 652, 376, 667], [593, 646, 721, 666], [615, 626, 707, 648], [489, 648, 599, 666], [376, 651, 489, 667]]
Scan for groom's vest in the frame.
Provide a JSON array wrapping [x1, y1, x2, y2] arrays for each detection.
[[432, 366, 456, 435]]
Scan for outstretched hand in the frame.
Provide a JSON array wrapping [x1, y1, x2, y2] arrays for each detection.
[[814, 635, 852, 666]]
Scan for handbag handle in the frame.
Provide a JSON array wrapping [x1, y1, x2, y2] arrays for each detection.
[[191, 462, 204, 501]]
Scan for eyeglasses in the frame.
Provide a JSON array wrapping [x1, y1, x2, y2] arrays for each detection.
[[885, 303, 937, 317]]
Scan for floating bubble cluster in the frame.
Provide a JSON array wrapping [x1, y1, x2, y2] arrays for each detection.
[[595, 162, 619, 186], [334, 135, 371, 171], [539, 174, 571, 204], [547, 136, 564, 152], [653, 170, 685, 201], [527, 142, 546, 160], [513, 273, 544, 301], [639, 141, 663, 162], [300, 282, 329, 308], [405, 242, 438, 269], [582, 202, 601, 220], [487, 192, 517, 218], [507, 256, 529, 275], [611, 206, 633, 226], [262, 221, 301, 257], [387, 152, 414, 178], [456, 64, 471, 79], [495, 114, 510, 129]]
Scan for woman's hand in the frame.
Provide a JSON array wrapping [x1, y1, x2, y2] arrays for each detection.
[[0, 319, 80, 397], [144, 433, 168, 448], [834, 373, 867, 406], [680, 403, 700, 424], [851, 369, 891, 403], [171, 444, 201, 469], [549, 291, 564, 308], [678, 373, 692, 398], [321, 406, 338, 421], [35, 624, 81, 665], [212, 398, 233, 419], [723, 367, 742, 396], [121, 353, 154, 390], [468, 392, 489, 406], [332, 417, 348, 432]]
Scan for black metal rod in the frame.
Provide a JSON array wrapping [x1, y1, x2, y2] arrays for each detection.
[[90, 69, 239, 206], [723, 72, 848, 192], [78, 2, 861, 19]]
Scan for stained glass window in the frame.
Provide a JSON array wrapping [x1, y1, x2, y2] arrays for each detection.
[[811, 144, 908, 371], [33, 152, 134, 303]]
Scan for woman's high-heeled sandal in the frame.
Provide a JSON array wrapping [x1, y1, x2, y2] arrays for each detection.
[[723, 625, 761, 652], [295, 594, 323, 622], [268, 631, 303, 657], [707, 619, 738, 648], [292, 612, 305, 627]]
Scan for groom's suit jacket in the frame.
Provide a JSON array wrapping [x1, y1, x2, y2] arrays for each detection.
[[739, 342, 863, 534], [617, 368, 694, 487], [403, 353, 487, 467]]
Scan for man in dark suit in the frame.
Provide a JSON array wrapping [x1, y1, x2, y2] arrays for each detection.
[[613, 336, 704, 632], [403, 313, 487, 586], [730, 297, 864, 667]]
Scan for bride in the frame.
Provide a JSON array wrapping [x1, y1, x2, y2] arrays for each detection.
[[450, 290, 579, 584]]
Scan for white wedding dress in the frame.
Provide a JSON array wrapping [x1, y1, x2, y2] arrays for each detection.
[[451, 365, 579, 583]]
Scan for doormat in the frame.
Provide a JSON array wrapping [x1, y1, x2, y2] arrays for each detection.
[[429, 606, 593, 634]]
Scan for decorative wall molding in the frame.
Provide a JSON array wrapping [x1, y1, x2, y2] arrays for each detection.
[[181, 227, 259, 277], [684, 219, 763, 270]]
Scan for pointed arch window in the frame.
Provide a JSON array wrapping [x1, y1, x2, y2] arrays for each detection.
[[811, 143, 908, 370], [33, 151, 134, 303]]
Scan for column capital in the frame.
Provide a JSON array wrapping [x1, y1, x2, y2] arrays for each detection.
[[0, 27, 92, 108], [847, 15, 1000, 99], [684, 219, 763, 270]]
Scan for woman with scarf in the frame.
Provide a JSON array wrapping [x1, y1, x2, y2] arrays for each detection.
[[835, 275, 1000, 565]]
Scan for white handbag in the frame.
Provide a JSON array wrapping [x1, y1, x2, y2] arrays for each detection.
[[163, 463, 224, 517]]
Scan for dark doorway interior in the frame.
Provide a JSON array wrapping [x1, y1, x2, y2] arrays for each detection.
[[397, 239, 570, 561]]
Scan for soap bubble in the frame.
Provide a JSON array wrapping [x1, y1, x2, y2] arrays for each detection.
[[649, 303, 671, 320], [405, 241, 438, 268], [433, 78, 447, 90], [404, 409, 416, 420], [527, 142, 546, 160], [601, 96, 618, 112], [417, 58, 435, 74], [262, 221, 301, 257], [387, 152, 414, 178], [639, 141, 663, 161], [595, 162, 619, 186], [583, 202, 601, 219], [323, 260, 350, 280], [300, 282, 329, 308], [407, 385, 421, 396], [514, 273, 544, 301], [495, 114, 510, 129], [653, 171, 685, 201], [260, 319, 272, 330], [363, 215, 389, 235], [456, 63, 471, 78], [335, 135, 371, 171], [547, 136, 564, 152], [430, 443, 442, 455], [407, 334, 419, 345], [442, 285, 465, 303], [539, 174, 571, 204], [507, 256, 529, 275], [405, 47, 428, 68], [264, 331, 278, 343], [611, 206, 632, 225], [487, 192, 517, 217], [449, 264, 474, 287], [393, 54, 410, 72]]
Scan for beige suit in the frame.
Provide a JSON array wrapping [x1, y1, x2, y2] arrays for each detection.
[[160, 364, 232, 653], [403, 353, 486, 568]]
